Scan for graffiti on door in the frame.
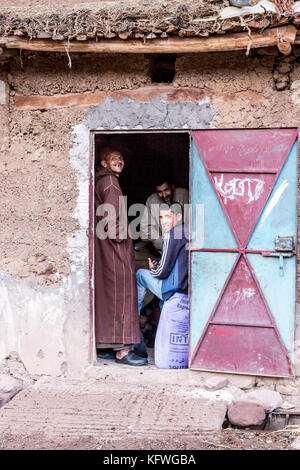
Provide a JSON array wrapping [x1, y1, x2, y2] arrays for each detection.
[[214, 174, 265, 205]]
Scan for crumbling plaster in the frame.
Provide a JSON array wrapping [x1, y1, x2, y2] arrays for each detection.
[[0, 50, 300, 378], [0, 53, 151, 377]]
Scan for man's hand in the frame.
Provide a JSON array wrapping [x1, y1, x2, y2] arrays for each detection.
[[148, 258, 158, 270]]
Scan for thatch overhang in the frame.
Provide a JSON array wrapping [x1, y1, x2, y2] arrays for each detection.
[[0, 0, 296, 40], [0, 0, 299, 54]]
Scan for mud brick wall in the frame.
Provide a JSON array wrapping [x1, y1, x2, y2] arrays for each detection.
[[174, 51, 300, 128], [4, 52, 149, 281], [0, 48, 300, 378], [0, 52, 150, 377]]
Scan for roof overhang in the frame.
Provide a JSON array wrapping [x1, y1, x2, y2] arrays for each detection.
[[0, 25, 297, 55], [0, 0, 298, 55]]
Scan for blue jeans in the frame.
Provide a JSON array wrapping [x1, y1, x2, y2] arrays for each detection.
[[136, 269, 164, 313], [134, 269, 164, 355]]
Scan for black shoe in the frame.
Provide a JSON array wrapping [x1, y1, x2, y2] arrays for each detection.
[[116, 350, 148, 366], [133, 347, 148, 359], [97, 349, 116, 360]]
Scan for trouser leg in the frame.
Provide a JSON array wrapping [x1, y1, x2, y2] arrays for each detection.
[[134, 269, 163, 356], [136, 269, 163, 314]]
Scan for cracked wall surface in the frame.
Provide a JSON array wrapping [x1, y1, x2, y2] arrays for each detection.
[[174, 51, 300, 130], [0, 52, 151, 376], [0, 50, 300, 377]]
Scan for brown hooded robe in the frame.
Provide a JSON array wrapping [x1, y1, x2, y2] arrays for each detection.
[[94, 167, 140, 345]]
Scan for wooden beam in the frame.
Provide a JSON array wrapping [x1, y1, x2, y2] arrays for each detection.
[[14, 86, 264, 111], [276, 25, 295, 56], [0, 25, 297, 54], [14, 87, 208, 110]]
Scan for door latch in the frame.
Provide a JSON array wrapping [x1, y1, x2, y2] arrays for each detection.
[[261, 236, 295, 277], [274, 236, 294, 252]]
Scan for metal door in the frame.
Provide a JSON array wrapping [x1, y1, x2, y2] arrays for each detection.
[[189, 129, 298, 377]]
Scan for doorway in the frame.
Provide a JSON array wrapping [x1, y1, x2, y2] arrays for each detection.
[[91, 128, 298, 375], [92, 131, 190, 364]]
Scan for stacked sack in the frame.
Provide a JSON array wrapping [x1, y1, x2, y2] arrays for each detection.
[[154, 293, 189, 369]]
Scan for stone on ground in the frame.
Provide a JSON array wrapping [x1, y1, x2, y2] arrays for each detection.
[[227, 385, 247, 401], [203, 375, 228, 391], [228, 400, 266, 427], [245, 389, 283, 412], [0, 374, 23, 408]]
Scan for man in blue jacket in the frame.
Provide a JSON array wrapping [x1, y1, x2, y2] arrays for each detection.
[[136, 201, 189, 317]]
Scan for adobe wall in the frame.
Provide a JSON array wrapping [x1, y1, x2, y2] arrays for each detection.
[[0, 52, 150, 377], [0, 49, 300, 384]]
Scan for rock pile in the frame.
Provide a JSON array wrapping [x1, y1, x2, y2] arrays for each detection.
[[273, 56, 294, 91], [202, 375, 289, 429]]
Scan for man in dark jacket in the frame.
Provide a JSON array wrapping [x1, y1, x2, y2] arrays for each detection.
[[136, 202, 189, 315]]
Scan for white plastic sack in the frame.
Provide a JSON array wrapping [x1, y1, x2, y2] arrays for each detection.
[[154, 293, 189, 369]]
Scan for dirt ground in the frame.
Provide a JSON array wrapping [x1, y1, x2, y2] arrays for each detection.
[[0, 428, 297, 450], [0, 371, 299, 451]]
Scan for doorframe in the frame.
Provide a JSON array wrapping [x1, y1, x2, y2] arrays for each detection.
[[89, 129, 191, 365]]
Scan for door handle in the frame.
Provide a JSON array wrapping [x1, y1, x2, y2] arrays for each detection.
[[261, 251, 294, 277]]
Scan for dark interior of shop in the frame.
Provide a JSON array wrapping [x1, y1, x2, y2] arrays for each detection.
[[94, 132, 190, 213]]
